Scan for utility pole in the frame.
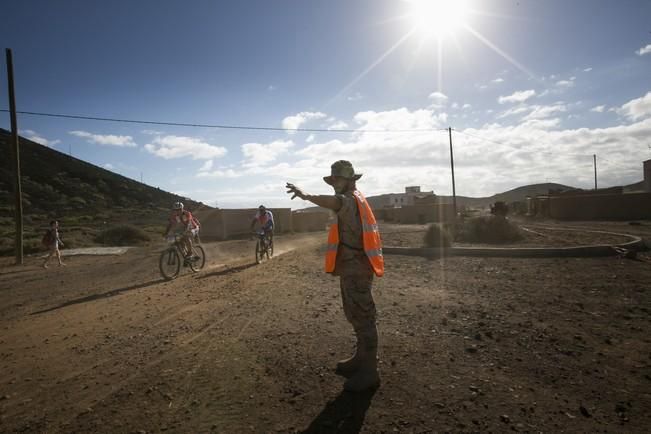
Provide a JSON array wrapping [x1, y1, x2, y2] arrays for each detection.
[[593, 154, 598, 190], [448, 127, 457, 218], [6, 48, 23, 265]]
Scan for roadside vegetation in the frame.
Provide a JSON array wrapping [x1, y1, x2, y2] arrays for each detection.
[[454, 215, 523, 244]]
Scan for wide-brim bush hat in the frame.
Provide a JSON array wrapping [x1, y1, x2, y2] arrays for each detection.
[[323, 160, 363, 185]]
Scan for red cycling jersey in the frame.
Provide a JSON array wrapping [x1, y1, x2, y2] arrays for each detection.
[[170, 210, 200, 230]]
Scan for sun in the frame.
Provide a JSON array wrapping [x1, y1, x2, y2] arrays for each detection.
[[406, 0, 469, 39]]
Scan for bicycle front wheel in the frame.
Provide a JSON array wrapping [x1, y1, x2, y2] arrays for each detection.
[[255, 240, 263, 264], [159, 248, 181, 280], [189, 245, 206, 272]]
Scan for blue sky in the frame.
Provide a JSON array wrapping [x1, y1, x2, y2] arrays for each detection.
[[1, 0, 650, 208]]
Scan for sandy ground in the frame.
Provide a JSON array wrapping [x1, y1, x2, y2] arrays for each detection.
[[0, 223, 650, 433]]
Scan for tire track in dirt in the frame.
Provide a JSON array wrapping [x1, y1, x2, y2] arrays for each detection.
[[44, 257, 288, 431]]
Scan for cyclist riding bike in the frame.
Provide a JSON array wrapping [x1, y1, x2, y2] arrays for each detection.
[[250, 204, 274, 245], [163, 202, 200, 261]]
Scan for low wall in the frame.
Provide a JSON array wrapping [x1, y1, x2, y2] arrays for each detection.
[[193, 208, 225, 240], [549, 192, 651, 220], [379, 204, 456, 224], [193, 208, 293, 240], [292, 211, 330, 232]]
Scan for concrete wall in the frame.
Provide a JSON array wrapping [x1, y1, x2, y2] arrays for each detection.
[[193, 208, 292, 240], [292, 211, 330, 232], [549, 192, 651, 220], [192, 208, 225, 240], [380, 204, 455, 224]]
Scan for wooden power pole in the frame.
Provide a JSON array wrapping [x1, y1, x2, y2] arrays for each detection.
[[448, 127, 457, 218], [6, 48, 23, 265], [593, 154, 598, 190]]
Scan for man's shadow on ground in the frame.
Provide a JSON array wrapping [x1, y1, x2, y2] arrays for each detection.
[[302, 388, 377, 434]]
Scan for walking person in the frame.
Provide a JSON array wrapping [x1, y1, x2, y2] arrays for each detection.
[[286, 160, 384, 392], [42, 220, 65, 268]]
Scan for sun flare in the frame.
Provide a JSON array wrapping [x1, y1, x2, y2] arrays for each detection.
[[406, 0, 469, 39]]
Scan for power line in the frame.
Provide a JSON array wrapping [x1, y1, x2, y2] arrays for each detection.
[[0, 109, 450, 134]]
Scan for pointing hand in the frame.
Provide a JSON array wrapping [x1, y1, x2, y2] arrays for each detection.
[[285, 183, 307, 200]]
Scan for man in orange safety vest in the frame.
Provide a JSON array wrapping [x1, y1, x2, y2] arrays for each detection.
[[286, 160, 384, 392]]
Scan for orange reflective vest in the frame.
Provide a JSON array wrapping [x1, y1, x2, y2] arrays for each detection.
[[325, 190, 384, 277]]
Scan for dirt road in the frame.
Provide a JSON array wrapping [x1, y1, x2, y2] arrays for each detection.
[[1, 227, 650, 432]]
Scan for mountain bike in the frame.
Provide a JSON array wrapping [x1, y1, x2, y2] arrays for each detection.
[[254, 230, 274, 264], [159, 233, 206, 280]]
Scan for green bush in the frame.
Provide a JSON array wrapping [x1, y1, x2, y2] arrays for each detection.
[[423, 223, 452, 248], [455, 216, 522, 244], [69, 196, 88, 208], [95, 224, 151, 246]]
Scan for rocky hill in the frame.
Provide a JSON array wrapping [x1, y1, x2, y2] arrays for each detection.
[[0, 128, 209, 255]]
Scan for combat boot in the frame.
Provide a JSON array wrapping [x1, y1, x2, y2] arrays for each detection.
[[343, 350, 380, 392], [335, 347, 363, 378]]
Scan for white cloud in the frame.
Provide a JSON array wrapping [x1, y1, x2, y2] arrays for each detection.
[[347, 92, 363, 101], [636, 44, 651, 56], [328, 120, 349, 130], [498, 90, 536, 104], [428, 91, 449, 107], [591, 105, 606, 113], [521, 104, 567, 121], [281, 111, 327, 132], [144, 135, 227, 160], [70, 130, 137, 147], [583, 67, 592, 72], [274, 96, 651, 199], [267, 85, 277, 91], [23, 130, 60, 147], [497, 106, 530, 119], [103, 163, 114, 170], [462, 103, 472, 110], [196, 168, 243, 179], [617, 91, 651, 121], [491, 78, 504, 84], [141, 129, 165, 135], [241, 139, 294, 167], [555, 80, 575, 88], [306, 134, 315, 143], [199, 160, 213, 172]]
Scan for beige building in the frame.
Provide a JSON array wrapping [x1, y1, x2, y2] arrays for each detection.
[[367, 186, 436, 209]]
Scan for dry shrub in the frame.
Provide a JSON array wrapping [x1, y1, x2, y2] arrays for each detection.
[[455, 216, 522, 244], [95, 225, 150, 246], [423, 223, 452, 248]]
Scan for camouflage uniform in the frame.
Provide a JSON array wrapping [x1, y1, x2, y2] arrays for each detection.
[[332, 192, 378, 357]]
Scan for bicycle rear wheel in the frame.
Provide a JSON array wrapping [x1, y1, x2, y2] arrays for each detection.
[[159, 248, 181, 280], [189, 245, 206, 272]]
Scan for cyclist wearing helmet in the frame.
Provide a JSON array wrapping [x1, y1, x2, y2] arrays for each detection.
[[163, 202, 200, 261], [250, 204, 274, 244]]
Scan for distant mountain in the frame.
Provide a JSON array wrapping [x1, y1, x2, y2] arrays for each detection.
[[0, 128, 209, 254], [436, 183, 576, 208]]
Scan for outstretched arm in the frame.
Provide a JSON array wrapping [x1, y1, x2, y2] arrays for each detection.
[[285, 183, 342, 212]]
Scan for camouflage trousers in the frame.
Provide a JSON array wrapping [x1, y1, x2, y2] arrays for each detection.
[[340, 272, 378, 351]]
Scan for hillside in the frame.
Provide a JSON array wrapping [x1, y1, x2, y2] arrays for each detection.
[[437, 183, 576, 208], [0, 128, 209, 255]]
